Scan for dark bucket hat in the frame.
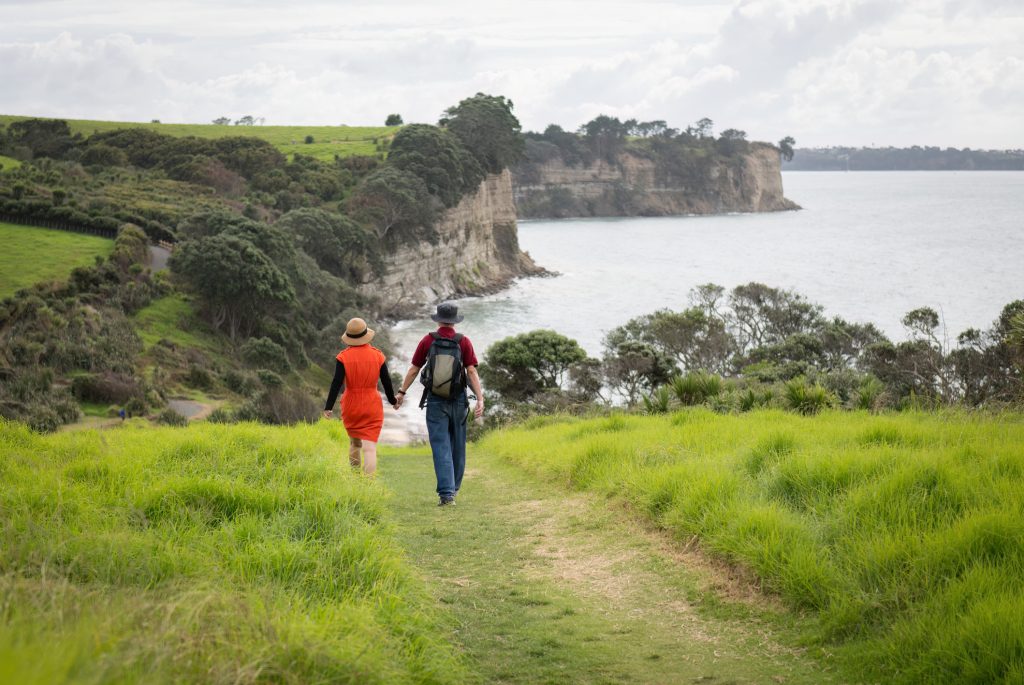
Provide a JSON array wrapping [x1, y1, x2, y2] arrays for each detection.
[[431, 302, 464, 324]]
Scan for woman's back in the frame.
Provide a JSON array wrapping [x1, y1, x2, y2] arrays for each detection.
[[339, 345, 384, 392]]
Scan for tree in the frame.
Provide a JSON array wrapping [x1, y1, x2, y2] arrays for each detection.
[[385, 113, 404, 126], [481, 330, 588, 402], [276, 207, 380, 281], [169, 234, 294, 341], [693, 117, 714, 138], [212, 117, 231, 125], [727, 283, 825, 353], [387, 124, 483, 206], [441, 93, 523, 174], [7, 118, 75, 159], [602, 339, 676, 406], [579, 115, 628, 162], [778, 136, 796, 162], [717, 129, 749, 155], [347, 166, 436, 241], [234, 115, 255, 126]]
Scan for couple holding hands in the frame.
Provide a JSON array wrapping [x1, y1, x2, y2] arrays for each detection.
[[322, 303, 483, 506]]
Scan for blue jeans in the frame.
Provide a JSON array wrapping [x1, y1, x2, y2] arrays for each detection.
[[425, 393, 468, 498]]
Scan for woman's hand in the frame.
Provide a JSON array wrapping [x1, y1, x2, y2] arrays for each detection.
[[322, 410, 332, 420], [394, 394, 404, 410]]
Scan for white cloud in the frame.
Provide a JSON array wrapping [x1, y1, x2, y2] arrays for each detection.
[[0, 0, 1020, 146]]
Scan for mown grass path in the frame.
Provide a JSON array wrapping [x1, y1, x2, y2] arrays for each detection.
[[381, 447, 850, 685]]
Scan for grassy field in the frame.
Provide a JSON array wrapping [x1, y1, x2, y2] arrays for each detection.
[[0, 114, 398, 162], [132, 293, 223, 354], [0, 154, 22, 171], [0, 222, 113, 298], [0, 420, 469, 684], [479, 409, 1024, 683]]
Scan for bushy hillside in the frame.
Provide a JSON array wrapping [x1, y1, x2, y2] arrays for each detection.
[[0, 114, 398, 162], [481, 409, 1024, 682], [0, 419, 468, 684]]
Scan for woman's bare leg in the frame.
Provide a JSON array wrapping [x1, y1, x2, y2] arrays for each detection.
[[348, 438, 362, 469], [362, 441, 378, 475]]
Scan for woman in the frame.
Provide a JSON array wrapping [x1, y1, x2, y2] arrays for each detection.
[[322, 317, 398, 475]]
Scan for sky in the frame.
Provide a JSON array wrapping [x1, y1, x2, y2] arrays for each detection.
[[1, 0, 1022, 148]]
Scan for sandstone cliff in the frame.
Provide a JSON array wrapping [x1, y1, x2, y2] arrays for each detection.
[[513, 143, 799, 218], [365, 169, 539, 314]]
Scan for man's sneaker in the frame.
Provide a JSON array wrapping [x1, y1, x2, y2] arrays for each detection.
[[438, 496, 456, 507]]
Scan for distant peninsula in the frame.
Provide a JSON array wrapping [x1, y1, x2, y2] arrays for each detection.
[[784, 146, 1024, 171], [511, 117, 797, 218]]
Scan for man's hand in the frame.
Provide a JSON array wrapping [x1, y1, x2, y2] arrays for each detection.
[[394, 393, 405, 410], [322, 410, 332, 420], [474, 398, 484, 419]]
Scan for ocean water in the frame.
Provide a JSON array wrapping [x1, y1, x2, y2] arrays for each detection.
[[392, 171, 1024, 359]]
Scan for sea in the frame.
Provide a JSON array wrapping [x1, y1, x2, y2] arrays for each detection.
[[391, 171, 1024, 360]]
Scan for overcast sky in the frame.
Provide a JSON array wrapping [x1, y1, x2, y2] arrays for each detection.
[[1, 0, 1022, 147]]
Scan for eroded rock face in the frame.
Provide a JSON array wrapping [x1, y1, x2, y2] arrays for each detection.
[[364, 170, 540, 314], [512, 143, 799, 218]]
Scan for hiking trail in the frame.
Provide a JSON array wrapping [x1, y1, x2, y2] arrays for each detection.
[[380, 447, 846, 685]]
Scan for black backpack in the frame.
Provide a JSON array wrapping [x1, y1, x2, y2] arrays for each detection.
[[419, 332, 467, 407]]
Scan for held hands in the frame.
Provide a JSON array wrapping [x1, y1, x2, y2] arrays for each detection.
[[322, 410, 332, 420], [392, 392, 405, 410]]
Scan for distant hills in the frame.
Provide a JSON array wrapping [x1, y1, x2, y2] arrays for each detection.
[[784, 146, 1024, 171]]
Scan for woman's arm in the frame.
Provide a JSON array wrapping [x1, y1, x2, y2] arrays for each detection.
[[379, 362, 398, 405], [323, 360, 345, 412]]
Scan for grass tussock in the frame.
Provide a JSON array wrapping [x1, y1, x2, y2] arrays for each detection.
[[0, 420, 467, 684], [479, 409, 1024, 682]]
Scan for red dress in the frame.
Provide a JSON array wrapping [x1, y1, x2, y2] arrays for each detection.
[[337, 345, 386, 441]]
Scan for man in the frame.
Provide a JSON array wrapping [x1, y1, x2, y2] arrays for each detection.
[[395, 302, 485, 506]]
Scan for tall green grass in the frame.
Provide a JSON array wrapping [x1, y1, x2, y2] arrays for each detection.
[[0, 420, 468, 684], [480, 409, 1024, 682]]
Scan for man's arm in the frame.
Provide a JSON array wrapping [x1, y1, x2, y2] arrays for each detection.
[[394, 365, 420, 409], [467, 366, 484, 419]]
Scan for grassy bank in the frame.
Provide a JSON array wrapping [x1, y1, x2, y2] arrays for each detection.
[[0, 222, 113, 298], [0, 114, 398, 161], [0, 420, 468, 684], [479, 409, 1024, 682]]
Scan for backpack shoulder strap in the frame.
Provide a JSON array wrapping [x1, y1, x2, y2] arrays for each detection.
[[429, 331, 441, 341], [453, 333, 464, 343]]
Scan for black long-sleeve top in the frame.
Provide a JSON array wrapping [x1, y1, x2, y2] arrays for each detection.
[[323, 360, 398, 410]]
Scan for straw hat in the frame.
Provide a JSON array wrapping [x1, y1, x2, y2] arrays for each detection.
[[341, 317, 375, 346]]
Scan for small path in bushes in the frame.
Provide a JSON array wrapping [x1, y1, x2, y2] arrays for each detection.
[[381, 447, 848, 684], [166, 398, 213, 420]]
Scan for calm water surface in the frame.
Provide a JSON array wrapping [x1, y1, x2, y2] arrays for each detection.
[[393, 171, 1024, 359]]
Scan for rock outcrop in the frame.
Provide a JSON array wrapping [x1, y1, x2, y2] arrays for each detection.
[[364, 169, 540, 314], [513, 143, 799, 218]]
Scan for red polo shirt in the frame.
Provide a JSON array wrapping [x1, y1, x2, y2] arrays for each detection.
[[411, 326, 478, 368]]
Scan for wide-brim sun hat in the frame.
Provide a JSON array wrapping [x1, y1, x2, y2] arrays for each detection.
[[431, 302, 464, 324], [341, 317, 375, 345]]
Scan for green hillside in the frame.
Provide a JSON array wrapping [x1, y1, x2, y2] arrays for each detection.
[[0, 420, 468, 684], [0, 221, 114, 298], [0, 114, 399, 161], [481, 409, 1024, 682]]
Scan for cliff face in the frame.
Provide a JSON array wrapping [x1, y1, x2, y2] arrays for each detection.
[[513, 143, 799, 218], [364, 169, 539, 314]]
